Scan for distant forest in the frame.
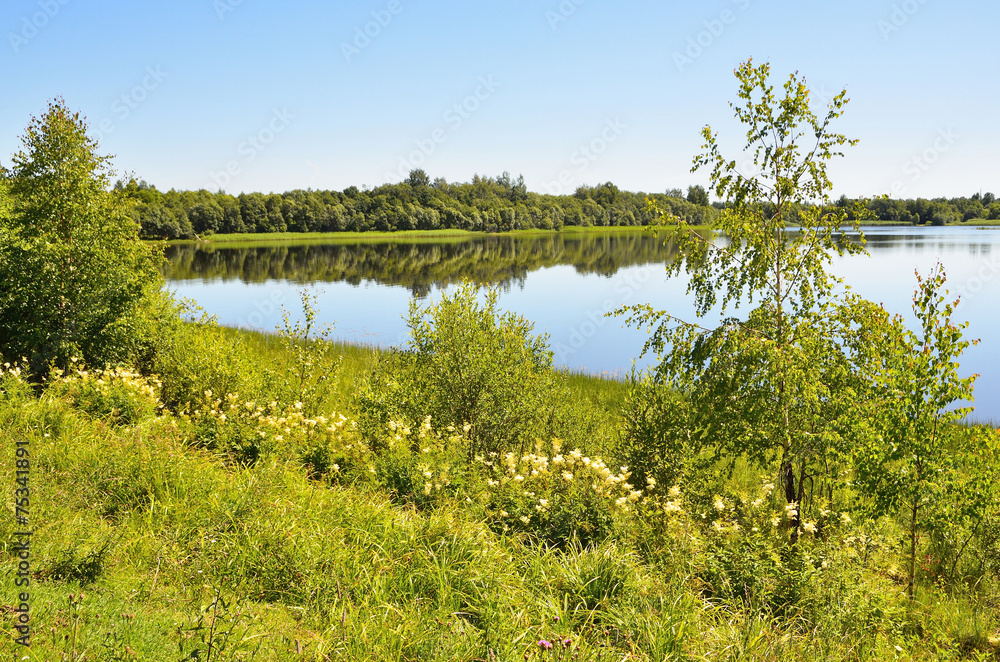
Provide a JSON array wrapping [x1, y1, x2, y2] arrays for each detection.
[[116, 169, 1000, 240]]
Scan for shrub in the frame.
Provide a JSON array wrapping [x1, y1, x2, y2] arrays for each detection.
[[357, 281, 559, 458], [269, 289, 341, 417], [368, 416, 476, 508], [617, 373, 707, 492], [145, 305, 269, 414]]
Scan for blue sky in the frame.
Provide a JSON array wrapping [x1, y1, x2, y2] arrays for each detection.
[[2, 0, 997, 199]]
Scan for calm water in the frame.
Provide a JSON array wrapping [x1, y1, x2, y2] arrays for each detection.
[[163, 227, 1000, 421]]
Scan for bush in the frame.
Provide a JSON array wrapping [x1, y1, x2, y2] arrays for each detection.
[[357, 282, 560, 457], [369, 416, 477, 508], [270, 289, 341, 417], [144, 305, 269, 414], [617, 373, 707, 493], [181, 389, 366, 475]]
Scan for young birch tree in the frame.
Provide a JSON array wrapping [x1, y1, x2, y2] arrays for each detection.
[[0, 98, 161, 372], [620, 60, 873, 540], [854, 265, 980, 598]]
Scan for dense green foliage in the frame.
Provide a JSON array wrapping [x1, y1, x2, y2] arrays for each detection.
[[120, 175, 718, 239], [846, 192, 1000, 225], [620, 60, 875, 541], [357, 282, 565, 458], [122, 173, 1000, 242], [0, 99, 161, 373], [854, 266, 995, 599], [619, 59, 1000, 604]]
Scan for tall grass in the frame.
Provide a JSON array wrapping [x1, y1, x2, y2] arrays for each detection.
[[1, 328, 998, 661]]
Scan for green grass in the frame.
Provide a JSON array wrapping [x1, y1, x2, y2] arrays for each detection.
[[157, 221, 1000, 250], [2, 327, 998, 661]]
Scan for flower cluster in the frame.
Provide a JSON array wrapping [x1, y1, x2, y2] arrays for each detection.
[[389, 416, 468, 497], [367, 416, 474, 507], [47, 362, 162, 426], [482, 439, 641, 546], [0, 361, 25, 379], [181, 389, 365, 476]]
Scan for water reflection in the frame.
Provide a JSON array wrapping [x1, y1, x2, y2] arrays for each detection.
[[162, 231, 684, 296]]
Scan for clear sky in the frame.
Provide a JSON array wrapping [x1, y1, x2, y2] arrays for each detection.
[[2, 0, 997, 199]]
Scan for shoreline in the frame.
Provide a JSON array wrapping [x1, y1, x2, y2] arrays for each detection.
[[152, 224, 706, 246], [150, 219, 1000, 246]]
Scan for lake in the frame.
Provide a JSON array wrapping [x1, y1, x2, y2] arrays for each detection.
[[162, 226, 1000, 421]]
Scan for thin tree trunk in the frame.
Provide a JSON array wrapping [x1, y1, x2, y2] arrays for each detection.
[[908, 498, 918, 600]]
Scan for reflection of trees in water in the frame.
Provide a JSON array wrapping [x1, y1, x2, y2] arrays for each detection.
[[162, 232, 686, 296]]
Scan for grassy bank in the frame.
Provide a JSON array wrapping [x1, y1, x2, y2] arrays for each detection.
[[157, 224, 711, 247], [157, 221, 1000, 248], [2, 321, 998, 661]]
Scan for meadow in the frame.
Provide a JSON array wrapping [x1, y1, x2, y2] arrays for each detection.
[[2, 303, 998, 661]]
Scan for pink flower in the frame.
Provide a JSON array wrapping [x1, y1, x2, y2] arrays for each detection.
[[538, 639, 553, 650]]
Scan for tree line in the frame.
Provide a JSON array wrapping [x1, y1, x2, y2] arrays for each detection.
[[841, 192, 1000, 225], [121, 170, 999, 240], [121, 173, 719, 240]]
